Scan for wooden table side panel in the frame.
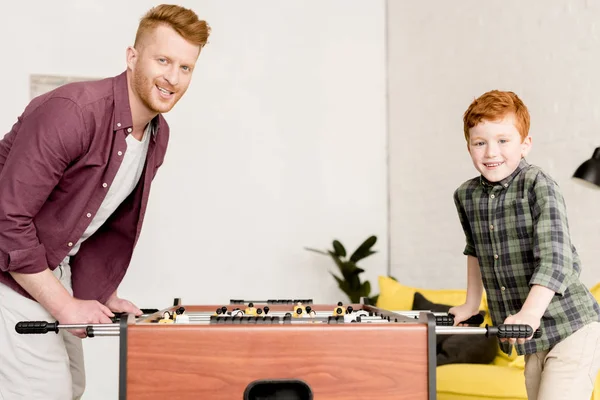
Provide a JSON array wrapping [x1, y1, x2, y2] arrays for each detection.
[[126, 325, 430, 400]]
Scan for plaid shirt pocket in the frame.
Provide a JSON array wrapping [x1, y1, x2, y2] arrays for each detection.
[[504, 198, 533, 240]]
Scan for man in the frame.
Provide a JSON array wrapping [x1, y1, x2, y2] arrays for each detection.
[[0, 4, 210, 399]]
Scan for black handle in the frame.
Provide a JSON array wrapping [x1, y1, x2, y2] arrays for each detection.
[[444, 313, 484, 326], [15, 321, 59, 334], [110, 309, 158, 322], [487, 324, 542, 339]]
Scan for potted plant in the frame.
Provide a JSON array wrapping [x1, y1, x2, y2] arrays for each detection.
[[305, 235, 389, 305]]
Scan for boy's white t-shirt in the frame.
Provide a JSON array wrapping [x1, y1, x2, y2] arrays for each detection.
[[68, 123, 152, 256]]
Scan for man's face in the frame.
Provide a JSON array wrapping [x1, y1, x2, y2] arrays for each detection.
[[467, 113, 532, 182], [128, 24, 200, 114]]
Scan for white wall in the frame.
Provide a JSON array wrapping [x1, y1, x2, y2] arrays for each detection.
[[1, 1, 388, 399], [388, 0, 600, 290]]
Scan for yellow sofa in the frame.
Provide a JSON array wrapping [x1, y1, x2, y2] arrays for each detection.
[[376, 276, 600, 400]]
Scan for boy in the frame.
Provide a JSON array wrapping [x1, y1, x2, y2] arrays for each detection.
[[0, 4, 210, 399], [449, 90, 600, 400]]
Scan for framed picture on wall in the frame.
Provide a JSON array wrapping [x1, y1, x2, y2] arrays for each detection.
[[29, 74, 98, 99]]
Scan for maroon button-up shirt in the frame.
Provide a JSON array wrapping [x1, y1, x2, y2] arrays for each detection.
[[0, 70, 169, 304]]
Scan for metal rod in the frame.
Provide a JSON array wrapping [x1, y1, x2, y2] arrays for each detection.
[[58, 323, 119, 330], [89, 331, 120, 337], [436, 326, 486, 335]]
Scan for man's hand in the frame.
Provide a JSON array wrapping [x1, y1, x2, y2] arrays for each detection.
[[10, 269, 115, 339], [501, 311, 541, 345], [54, 298, 115, 338], [104, 291, 143, 316]]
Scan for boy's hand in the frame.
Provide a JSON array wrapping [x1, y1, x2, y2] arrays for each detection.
[[502, 311, 540, 345], [448, 303, 480, 326]]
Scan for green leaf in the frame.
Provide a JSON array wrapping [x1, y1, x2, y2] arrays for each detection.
[[368, 294, 379, 306], [328, 251, 346, 274], [361, 280, 371, 297], [351, 267, 365, 275], [338, 261, 363, 284], [332, 240, 346, 258], [330, 272, 344, 287], [304, 247, 328, 255], [348, 274, 361, 292], [331, 272, 351, 296], [349, 236, 377, 263]]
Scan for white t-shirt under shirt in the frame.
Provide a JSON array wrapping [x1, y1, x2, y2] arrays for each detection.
[[68, 123, 152, 256]]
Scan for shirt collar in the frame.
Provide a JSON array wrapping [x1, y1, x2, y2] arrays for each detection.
[[112, 70, 159, 142], [112, 71, 134, 133], [479, 158, 529, 190]]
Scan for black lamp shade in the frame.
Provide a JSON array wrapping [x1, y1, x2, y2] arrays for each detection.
[[573, 147, 600, 188]]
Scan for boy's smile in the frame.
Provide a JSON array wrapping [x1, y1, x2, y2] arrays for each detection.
[[467, 113, 532, 182]]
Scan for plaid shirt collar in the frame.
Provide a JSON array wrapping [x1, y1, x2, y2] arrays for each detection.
[[479, 158, 529, 192]]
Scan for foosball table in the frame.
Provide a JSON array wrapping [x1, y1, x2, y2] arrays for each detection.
[[16, 298, 540, 400]]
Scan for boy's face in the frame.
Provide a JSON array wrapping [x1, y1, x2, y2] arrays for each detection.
[[467, 113, 532, 182]]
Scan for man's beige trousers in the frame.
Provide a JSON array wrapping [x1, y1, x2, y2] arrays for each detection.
[[0, 259, 85, 400]]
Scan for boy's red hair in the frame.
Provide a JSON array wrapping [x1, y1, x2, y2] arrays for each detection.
[[463, 90, 530, 142]]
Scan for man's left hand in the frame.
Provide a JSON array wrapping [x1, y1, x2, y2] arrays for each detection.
[[105, 291, 143, 316]]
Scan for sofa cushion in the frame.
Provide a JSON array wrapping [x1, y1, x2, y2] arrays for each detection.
[[377, 276, 484, 311], [590, 283, 600, 303], [412, 291, 485, 326], [413, 292, 497, 366], [437, 363, 527, 399]]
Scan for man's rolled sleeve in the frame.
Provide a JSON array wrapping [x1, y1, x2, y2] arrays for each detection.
[[529, 173, 574, 295], [0, 97, 84, 274], [2, 244, 47, 273]]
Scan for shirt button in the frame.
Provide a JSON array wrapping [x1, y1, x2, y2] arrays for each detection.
[[86, 213, 92, 218], [494, 254, 499, 259], [102, 183, 108, 188], [490, 224, 494, 230], [118, 151, 123, 156], [490, 194, 495, 199], [501, 286, 506, 291], [127, 128, 132, 133], [504, 184, 508, 188], [67, 242, 73, 247], [117, 123, 121, 127]]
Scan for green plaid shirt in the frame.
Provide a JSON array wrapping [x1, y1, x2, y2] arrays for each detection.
[[454, 159, 600, 355]]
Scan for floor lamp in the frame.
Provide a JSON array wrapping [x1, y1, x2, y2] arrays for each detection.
[[573, 147, 600, 189]]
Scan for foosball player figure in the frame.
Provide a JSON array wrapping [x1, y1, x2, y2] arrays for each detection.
[[304, 306, 317, 320], [174, 307, 189, 324], [159, 311, 174, 324], [214, 306, 228, 316], [333, 302, 347, 316], [293, 302, 306, 318], [245, 303, 258, 316], [231, 308, 244, 317], [263, 306, 270, 315]]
